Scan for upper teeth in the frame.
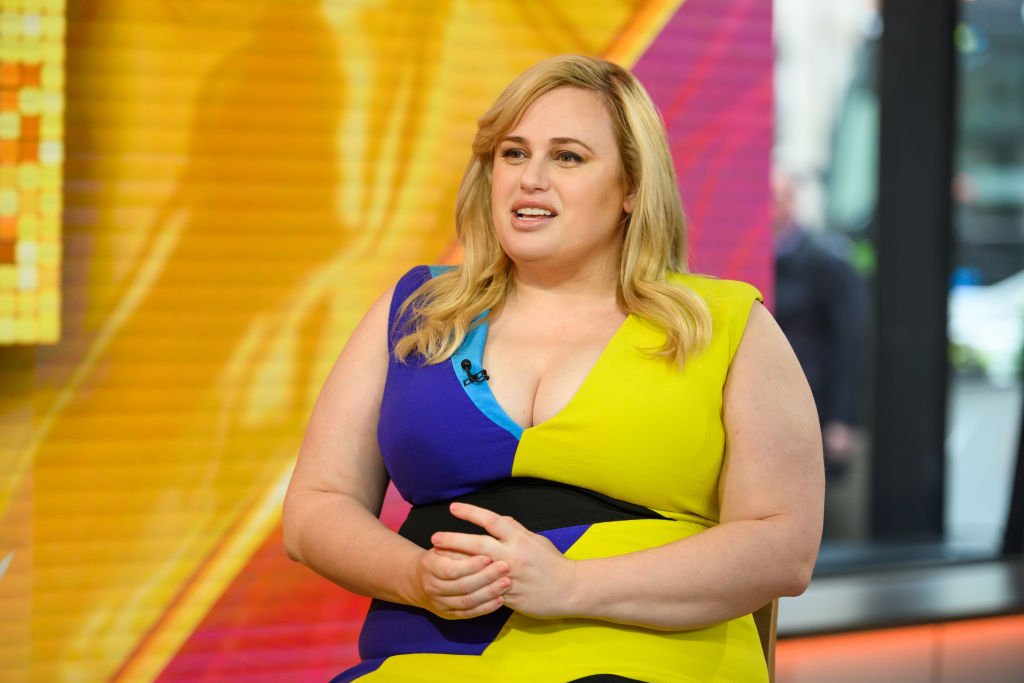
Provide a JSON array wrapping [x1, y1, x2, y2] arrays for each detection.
[[517, 208, 552, 216]]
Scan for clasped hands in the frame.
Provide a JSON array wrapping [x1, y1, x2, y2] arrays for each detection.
[[413, 502, 577, 620]]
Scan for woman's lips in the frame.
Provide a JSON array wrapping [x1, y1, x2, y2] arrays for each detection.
[[510, 207, 558, 230]]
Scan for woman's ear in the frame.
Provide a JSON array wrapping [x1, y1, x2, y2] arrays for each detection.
[[623, 188, 636, 215]]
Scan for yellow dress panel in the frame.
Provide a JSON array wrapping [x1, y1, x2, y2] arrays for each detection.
[[513, 273, 763, 525]]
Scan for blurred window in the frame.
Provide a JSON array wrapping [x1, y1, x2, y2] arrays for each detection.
[[946, 0, 1024, 555], [776, 0, 1024, 568], [774, 0, 881, 555]]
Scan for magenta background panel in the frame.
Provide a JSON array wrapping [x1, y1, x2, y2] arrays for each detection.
[[634, 0, 774, 302]]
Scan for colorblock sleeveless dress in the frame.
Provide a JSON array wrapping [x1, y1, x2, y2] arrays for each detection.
[[332, 265, 768, 683]]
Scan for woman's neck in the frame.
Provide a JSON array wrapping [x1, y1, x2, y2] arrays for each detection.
[[507, 259, 621, 311]]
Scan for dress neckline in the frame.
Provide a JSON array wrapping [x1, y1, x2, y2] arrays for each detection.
[[452, 312, 633, 438]]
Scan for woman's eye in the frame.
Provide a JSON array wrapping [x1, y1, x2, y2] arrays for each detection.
[[500, 148, 527, 160], [555, 151, 583, 164]]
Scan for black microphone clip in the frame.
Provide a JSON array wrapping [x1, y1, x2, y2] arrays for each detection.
[[460, 358, 490, 386]]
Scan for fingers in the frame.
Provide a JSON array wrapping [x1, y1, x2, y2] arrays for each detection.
[[434, 557, 510, 597], [446, 595, 507, 620], [431, 530, 498, 557], [448, 502, 520, 539], [446, 569, 511, 613], [414, 504, 530, 621], [433, 548, 472, 560], [448, 581, 512, 622], [417, 548, 511, 620], [428, 550, 493, 580]]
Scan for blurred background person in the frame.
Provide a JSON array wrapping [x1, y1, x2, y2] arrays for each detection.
[[772, 170, 867, 491]]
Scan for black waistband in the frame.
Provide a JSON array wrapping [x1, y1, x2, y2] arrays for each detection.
[[398, 477, 669, 549]]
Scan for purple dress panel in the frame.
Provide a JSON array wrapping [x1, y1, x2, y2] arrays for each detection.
[[377, 266, 521, 505]]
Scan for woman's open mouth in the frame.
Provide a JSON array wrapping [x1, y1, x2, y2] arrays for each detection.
[[514, 207, 555, 219], [511, 205, 558, 229]]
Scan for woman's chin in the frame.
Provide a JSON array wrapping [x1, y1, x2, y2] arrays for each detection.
[[496, 236, 559, 265]]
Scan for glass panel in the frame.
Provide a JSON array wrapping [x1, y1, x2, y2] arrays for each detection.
[[946, 0, 1024, 555], [773, 0, 880, 558]]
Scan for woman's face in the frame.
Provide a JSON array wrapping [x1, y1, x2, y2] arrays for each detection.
[[490, 87, 634, 274]]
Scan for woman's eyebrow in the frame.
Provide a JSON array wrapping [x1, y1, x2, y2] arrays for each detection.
[[500, 135, 595, 154], [550, 137, 595, 154], [498, 135, 524, 147]]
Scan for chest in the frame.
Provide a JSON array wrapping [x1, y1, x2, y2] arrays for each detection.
[[379, 310, 732, 510], [482, 309, 627, 429]]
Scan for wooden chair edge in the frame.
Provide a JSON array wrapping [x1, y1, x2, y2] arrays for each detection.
[[752, 598, 779, 683]]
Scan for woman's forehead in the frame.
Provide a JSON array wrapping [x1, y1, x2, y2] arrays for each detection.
[[505, 87, 616, 146]]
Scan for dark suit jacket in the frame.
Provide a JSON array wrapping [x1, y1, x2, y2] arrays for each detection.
[[775, 229, 866, 426]]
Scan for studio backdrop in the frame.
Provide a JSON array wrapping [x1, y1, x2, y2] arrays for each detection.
[[0, 1, 772, 680]]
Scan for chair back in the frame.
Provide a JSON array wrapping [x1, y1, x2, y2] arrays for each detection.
[[751, 599, 778, 683]]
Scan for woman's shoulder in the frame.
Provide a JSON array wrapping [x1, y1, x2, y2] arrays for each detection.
[[396, 263, 446, 283], [666, 271, 763, 308], [389, 265, 458, 334], [666, 272, 764, 361], [397, 263, 455, 284], [393, 264, 454, 298]]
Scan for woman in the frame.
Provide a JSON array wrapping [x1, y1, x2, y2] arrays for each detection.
[[283, 55, 823, 682]]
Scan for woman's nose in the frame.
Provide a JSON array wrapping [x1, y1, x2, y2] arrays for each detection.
[[519, 156, 549, 192]]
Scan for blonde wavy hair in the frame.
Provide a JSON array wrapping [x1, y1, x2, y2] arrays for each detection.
[[394, 55, 712, 366]]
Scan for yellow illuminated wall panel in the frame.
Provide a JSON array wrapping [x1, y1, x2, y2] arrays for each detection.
[[0, 4, 64, 681], [0, 0, 64, 345]]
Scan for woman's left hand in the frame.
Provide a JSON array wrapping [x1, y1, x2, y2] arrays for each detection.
[[430, 501, 577, 619]]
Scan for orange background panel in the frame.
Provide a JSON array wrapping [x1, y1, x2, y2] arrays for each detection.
[[0, 63, 20, 88], [776, 615, 1024, 683]]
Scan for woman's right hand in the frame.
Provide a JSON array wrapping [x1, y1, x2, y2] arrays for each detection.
[[413, 548, 511, 619]]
